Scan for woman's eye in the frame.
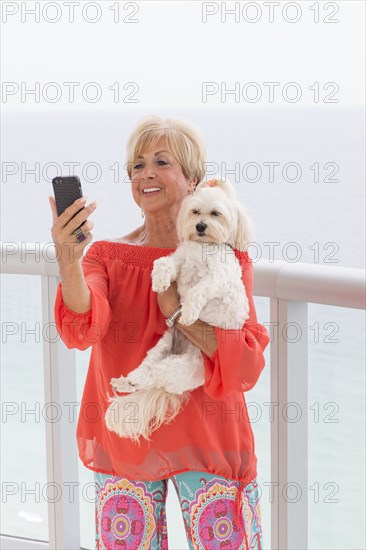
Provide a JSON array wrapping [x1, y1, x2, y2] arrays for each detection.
[[211, 211, 220, 217], [133, 159, 168, 170]]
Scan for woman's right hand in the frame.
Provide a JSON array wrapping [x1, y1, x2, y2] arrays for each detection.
[[49, 195, 97, 270]]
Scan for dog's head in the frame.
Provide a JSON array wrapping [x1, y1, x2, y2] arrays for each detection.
[[177, 178, 252, 251]]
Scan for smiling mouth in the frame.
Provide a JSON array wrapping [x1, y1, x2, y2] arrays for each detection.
[[142, 187, 162, 194]]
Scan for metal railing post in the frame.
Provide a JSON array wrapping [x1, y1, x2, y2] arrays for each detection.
[[271, 297, 308, 550], [41, 275, 81, 550]]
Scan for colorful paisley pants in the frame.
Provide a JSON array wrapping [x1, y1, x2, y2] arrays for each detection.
[[94, 469, 263, 549]]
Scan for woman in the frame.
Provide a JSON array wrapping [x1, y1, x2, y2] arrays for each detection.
[[49, 116, 270, 550]]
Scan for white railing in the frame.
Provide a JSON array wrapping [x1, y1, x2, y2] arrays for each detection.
[[1, 242, 365, 550]]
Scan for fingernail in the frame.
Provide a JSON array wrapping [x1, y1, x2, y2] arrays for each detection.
[[80, 197, 87, 204]]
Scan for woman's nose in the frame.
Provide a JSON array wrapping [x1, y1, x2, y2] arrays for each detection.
[[140, 162, 157, 179]]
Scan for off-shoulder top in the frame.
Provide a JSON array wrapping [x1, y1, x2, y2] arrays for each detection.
[[54, 240, 270, 501]]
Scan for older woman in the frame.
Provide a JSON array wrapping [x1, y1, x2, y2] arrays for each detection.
[[49, 116, 269, 550]]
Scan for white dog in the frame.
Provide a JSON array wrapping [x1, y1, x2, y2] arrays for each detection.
[[105, 179, 252, 442]]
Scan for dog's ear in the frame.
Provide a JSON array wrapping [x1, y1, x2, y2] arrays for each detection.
[[196, 179, 237, 199], [230, 201, 253, 252], [176, 195, 189, 241]]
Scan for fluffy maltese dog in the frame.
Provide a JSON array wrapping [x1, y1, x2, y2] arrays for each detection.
[[105, 178, 252, 443]]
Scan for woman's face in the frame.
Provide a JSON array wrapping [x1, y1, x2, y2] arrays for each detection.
[[130, 137, 197, 214]]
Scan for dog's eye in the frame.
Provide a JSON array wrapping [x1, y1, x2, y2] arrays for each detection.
[[211, 211, 221, 217], [192, 209, 200, 215]]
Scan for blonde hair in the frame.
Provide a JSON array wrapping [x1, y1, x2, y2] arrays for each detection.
[[125, 115, 206, 185]]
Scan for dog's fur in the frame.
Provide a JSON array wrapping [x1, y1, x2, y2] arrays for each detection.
[[105, 179, 252, 443]]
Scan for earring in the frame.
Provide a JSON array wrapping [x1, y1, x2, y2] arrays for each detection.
[[187, 189, 194, 195], [141, 209, 145, 218]]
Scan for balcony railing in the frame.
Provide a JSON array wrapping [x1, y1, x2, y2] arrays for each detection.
[[1, 242, 365, 550]]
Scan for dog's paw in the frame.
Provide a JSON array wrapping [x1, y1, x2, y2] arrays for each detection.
[[110, 376, 138, 393], [152, 264, 172, 293], [179, 304, 199, 326]]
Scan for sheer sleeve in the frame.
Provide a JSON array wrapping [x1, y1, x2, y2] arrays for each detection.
[[203, 253, 269, 400], [54, 242, 112, 350]]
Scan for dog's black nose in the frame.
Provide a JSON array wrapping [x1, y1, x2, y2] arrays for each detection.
[[196, 222, 207, 233]]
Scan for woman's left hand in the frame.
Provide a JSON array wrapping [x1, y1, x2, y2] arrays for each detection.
[[156, 281, 180, 318]]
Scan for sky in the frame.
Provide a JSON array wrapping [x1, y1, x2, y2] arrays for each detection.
[[1, 0, 365, 112]]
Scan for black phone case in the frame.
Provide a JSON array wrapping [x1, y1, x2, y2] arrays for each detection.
[[52, 176, 85, 230]]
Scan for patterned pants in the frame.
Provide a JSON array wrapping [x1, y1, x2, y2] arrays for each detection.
[[94, 469, 263, 549]]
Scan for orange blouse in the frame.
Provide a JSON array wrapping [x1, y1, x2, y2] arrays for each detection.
[[54, 240, 270, 487]]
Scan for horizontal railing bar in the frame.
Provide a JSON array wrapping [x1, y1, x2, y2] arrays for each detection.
[[0, 535, 49, 549], [256, 259, 365, 309], [1, 242, 62, 276], [1, 243, 365, 309]]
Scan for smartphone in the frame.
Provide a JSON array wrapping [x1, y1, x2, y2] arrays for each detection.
[[52, 175, 85, 231]]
